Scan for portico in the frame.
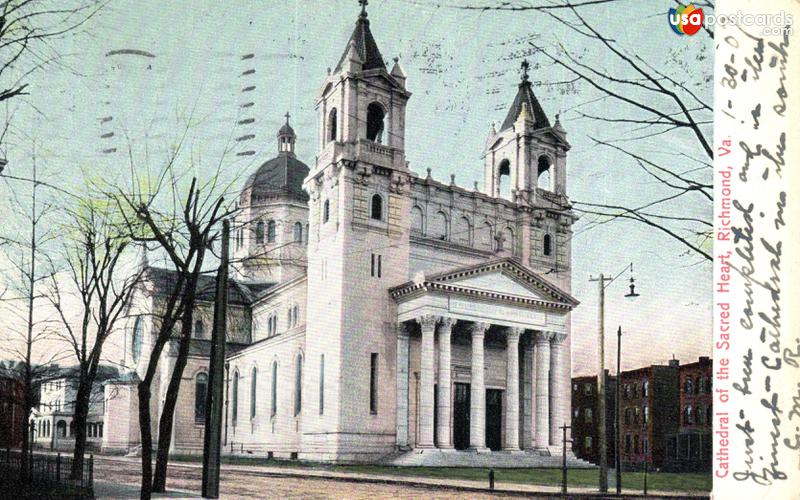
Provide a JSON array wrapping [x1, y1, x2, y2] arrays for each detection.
[[390, 258, 578, 455]]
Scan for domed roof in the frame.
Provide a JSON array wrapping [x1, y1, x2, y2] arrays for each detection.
[[242, 152, 309, 203], [278, 121, 296, 137]]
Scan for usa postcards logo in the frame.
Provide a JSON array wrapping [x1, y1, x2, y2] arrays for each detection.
[[668, 3, 704, 36]]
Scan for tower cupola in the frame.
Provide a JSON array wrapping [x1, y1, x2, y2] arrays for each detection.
[[277, 112, 296, 155]]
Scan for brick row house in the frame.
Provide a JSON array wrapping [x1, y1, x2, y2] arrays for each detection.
[[571, 356, 711, 472]]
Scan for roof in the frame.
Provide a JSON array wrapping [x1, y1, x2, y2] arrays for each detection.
[[242, 152, 310, 203], [145, 267, 273, 306], [390, 257, 578, 310], [278, 121, 295, 137], [500, 78, 551, 132], [334, 11, 386, 72]]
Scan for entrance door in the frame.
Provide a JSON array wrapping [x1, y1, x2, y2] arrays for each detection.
[[453, 383, 470, 450], [486, 389, 503, 451]]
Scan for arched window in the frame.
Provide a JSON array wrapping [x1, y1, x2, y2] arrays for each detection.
[[643, 380, 649, 397], [537, 155, 552, 191], [255, 221, 265, 244], [323, 200, 330, 223], [696, 404, 705, 424], [455, 216, 471, 245], [643, 405, 649, 423], [684, 377, 694, 395], [366, 102, 385, 143], [430, 211, 448, 240], [293, 305, 299, 326], [328, 108, 337, 142], [497, 159, 511, 199], [293, 222, 303, 243], [57, 420, 66, 438], [195, 373, 208, 423], [132, 316, 143, 364], [271, 361, 278, 417], [194, 320, 204, 339], [370, 194, 383, 220], [543, 233, 553, 256], [232, 371, 239, 426], [250, 367, 257, 419], [695, 376, 702, 395], [634, 435, 640, 454], [99, 422, 103, 438], [267, 220, 276, 243], [411, 206, 424, 234], [684, 405, 693, 424], [294, 354, 303, 416]]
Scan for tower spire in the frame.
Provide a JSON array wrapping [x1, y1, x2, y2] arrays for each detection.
[[359, 0, 368, 17], [520, 59, 530, 83]]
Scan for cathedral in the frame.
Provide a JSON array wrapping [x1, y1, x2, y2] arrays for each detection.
[[102, 4, 580, 465]]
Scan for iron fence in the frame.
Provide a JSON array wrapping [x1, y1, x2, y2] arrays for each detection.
[[0, 448, 94, 498]]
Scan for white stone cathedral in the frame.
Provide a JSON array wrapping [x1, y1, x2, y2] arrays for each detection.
[[102, 4, 581, 465]]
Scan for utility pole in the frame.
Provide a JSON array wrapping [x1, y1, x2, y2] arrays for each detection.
[[561, 424, 572, 495], [593, 274, 608, 493], [202, 218, 230, 498], [589, 263, 639, 494], [616, 325, 622, 495]]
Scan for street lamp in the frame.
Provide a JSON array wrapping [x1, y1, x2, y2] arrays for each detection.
[[589, 263, 639, 493]]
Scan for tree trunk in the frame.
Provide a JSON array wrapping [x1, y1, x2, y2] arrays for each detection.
[[138, 382, 153, 500], [19, 374, 33, 482], [151, 308, 194, 493], [70, 365, 97, 479]]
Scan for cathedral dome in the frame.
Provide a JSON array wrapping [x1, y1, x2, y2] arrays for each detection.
[[242, 113, 309, 204]]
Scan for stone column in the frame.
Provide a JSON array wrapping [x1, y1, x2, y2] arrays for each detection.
[[437, 317, 455, 449], [504, 327, 523, 451], [395, 322, 411, 449], [417, 315, 437, 448], [549, 333, 568, 446], [534, 330, 553, 450], [469, 322, 489, 451]]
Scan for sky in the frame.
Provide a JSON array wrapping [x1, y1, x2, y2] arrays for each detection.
[[0, 0, 712, 375]]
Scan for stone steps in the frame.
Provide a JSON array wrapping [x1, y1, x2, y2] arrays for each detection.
[[381, 449, 597, 468]]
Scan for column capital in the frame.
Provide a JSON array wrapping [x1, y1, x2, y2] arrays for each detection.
[[507, 326, 524, 342], [417, 314, 438, 331], [533, 330, 555, 344], [438, 316, 456, 331], [551, 332, 567, 345], [470, 322, 490, 337]]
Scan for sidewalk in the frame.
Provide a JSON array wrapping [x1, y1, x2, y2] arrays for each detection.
[[95, 455, 709, 498]]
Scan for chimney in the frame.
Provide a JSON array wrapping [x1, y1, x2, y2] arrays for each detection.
[[668, 359, 680, 368]]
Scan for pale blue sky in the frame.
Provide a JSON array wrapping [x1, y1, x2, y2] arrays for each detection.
[[1, 0, 712, 373]]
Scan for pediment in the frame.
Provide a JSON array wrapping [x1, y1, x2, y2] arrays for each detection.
[[391, 258, 578, 309], [440, 270, 550, 301]]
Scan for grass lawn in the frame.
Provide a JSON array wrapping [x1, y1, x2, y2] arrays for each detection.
[[168, 455, 711, 493]]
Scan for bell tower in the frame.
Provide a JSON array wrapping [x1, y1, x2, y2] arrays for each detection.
[[483, 60, 569, 203], [302, 0, 413, 461]]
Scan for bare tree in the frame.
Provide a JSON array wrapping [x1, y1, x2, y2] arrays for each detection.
[[0, 157, 65, 481], [45, 196, 141, 478], [106, 131, 236, 498], [0, 0, 106, 104], [449, 0, 714, 260]]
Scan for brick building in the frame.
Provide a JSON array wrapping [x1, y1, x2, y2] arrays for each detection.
[[571, 371, 615, 464], [0, 376, 25, 449], [617, 359, 680, 470], [665, 356, 712, 471]]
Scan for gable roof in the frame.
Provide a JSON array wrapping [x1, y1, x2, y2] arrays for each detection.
[[390, 257, 578, 310], [145, 267, 274, 306]]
